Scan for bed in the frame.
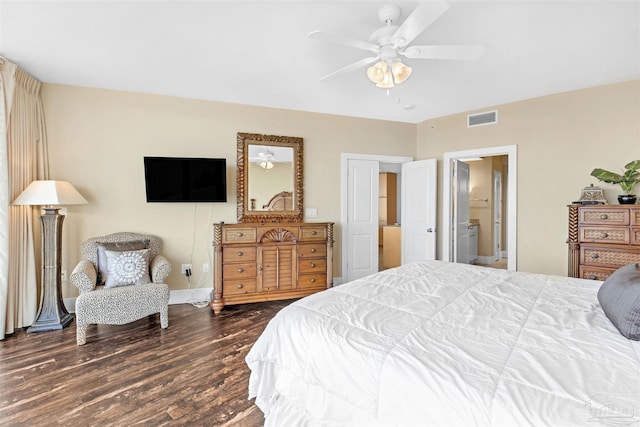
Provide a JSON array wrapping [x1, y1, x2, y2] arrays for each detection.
[[246, 260, 640, 426]]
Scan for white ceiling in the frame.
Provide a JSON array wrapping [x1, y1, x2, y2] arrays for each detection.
[[1, 1, 638, 124]]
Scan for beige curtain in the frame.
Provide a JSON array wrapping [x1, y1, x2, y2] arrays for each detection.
[[0, 57, 50, 340]]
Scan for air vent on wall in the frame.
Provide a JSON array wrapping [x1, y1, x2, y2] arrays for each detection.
[[467, 110, 498, 127]]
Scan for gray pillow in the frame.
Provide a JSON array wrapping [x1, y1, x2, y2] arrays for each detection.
[[103, 249, 151, 288], [97, 239, 150, 284], [597, 263, 640, 340]]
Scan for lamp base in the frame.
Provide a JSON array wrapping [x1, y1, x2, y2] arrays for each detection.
[[28, 312, 73, 333], [27, 207, 74, 333]]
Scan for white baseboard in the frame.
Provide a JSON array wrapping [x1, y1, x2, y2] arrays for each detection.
[[64, 298, 77, 313], [169, 288, 212, 305]]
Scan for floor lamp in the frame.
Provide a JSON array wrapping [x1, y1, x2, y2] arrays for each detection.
[[12, 180, 88, 333]]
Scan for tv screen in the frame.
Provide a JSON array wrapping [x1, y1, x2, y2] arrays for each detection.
[[144, 157, 227, 202]]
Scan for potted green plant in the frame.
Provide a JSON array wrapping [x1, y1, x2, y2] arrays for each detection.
[[590, 160, 640, 204]]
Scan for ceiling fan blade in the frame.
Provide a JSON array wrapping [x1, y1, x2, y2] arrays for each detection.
[[318, 56, 380, 81], [402, 45, 484, 60], [393, 2, 450, 48], [308, 30, 379, 53]]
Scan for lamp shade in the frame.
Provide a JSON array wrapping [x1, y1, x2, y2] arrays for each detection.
[[367, 61, 388, 85], [12, 180, 88, 206], [391, 61, 412, 84]]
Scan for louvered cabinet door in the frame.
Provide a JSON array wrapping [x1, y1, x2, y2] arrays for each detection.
[[257, 244, 297, 292]]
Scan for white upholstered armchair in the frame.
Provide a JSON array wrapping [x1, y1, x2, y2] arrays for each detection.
[[70, 232, 171, 345]]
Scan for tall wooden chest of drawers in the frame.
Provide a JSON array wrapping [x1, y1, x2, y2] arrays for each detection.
[[211, 222, 334, 313], [567, 204, 640, 280]]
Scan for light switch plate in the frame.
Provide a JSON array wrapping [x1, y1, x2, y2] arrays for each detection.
[[305, 208, 318, 217]]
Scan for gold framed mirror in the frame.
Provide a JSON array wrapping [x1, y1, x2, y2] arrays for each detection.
[[237, 133, 303, 223]]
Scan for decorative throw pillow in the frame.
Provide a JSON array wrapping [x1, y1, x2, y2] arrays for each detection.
[[103, 249, 151, 288], [597, 263, 640, 340], [96, 239, 150, 284]]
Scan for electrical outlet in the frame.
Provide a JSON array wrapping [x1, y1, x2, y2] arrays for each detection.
[[203, 263, 210, 273], [181, 264, 192, 275]]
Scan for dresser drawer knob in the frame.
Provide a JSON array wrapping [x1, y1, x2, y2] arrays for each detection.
[[310, 278, 316, 283], [311, 248, 317, 253], [588, 275, 597, 280], [238, 267, 244, 273], [311, 230, 317, 235], [237, 251, 243, 256], [237, 283, 244, 289], [599, 232, 608, 239], [590, 254, 599, 259], [310, 263, 316, 268], [600, 214, 608, 220], [237, 232, 243, 237]]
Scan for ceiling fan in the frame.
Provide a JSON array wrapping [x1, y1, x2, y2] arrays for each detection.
[[249, 146, 276, 169], [308, 2, 484, 89]]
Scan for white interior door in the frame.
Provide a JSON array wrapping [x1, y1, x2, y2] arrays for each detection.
[[454, 160, 471, 263], [401, 159, 437, 264], [494, 171, 502, 260], [346, 159, 379, 281]]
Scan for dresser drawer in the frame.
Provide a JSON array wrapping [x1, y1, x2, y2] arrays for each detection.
[[223, 279, 257, 295], [580, 245, 640, 268], [222, 228, 257, 244], [632, 209, 640, 226], [298, 243, 327, 258], [223, 246, 257, 263], [632, 228, 640, 245], [223, 263, 257, 279], [579, 266, 616, 281], [299, 259, 326, 274], [579, 226, 629, 244], [299, 226, 327, 241], [579, 208, 629, 226], [298, 273, 326, 289]]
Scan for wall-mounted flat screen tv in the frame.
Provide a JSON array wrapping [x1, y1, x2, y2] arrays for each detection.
[[144, 157, 227, 202]]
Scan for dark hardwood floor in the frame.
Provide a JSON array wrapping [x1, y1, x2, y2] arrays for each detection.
[[0, 300, 292, 426]]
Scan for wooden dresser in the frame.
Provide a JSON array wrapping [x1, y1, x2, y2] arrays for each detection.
[[567, 204, 640, 280], [211, 222, 333, 313]]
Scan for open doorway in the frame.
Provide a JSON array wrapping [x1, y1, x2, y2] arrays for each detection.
[[379, 163, 402, 271], [464, 156, 507, 268], [443, 145, 517, 271], [340, 153, 413, 283]]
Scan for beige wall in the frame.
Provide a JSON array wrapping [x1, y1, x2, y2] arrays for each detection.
[[42, 84, 416, 297], [41, 80, 640, 298], [417, 80, 640, 275]]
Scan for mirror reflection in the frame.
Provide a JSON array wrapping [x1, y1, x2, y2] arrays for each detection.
[[237, 132, 303, 223], [247, 145, 294, 211]]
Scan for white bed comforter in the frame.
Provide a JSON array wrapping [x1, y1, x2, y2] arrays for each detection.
[[246, 260, 640, 426]]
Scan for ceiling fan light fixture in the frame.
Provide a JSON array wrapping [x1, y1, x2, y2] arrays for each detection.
[[368, 60, 412, 88], [259, 160, 274, 170], [375, 68, 395, 88], [366, 61, 388, 85], [391, 60, 412, 84]]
